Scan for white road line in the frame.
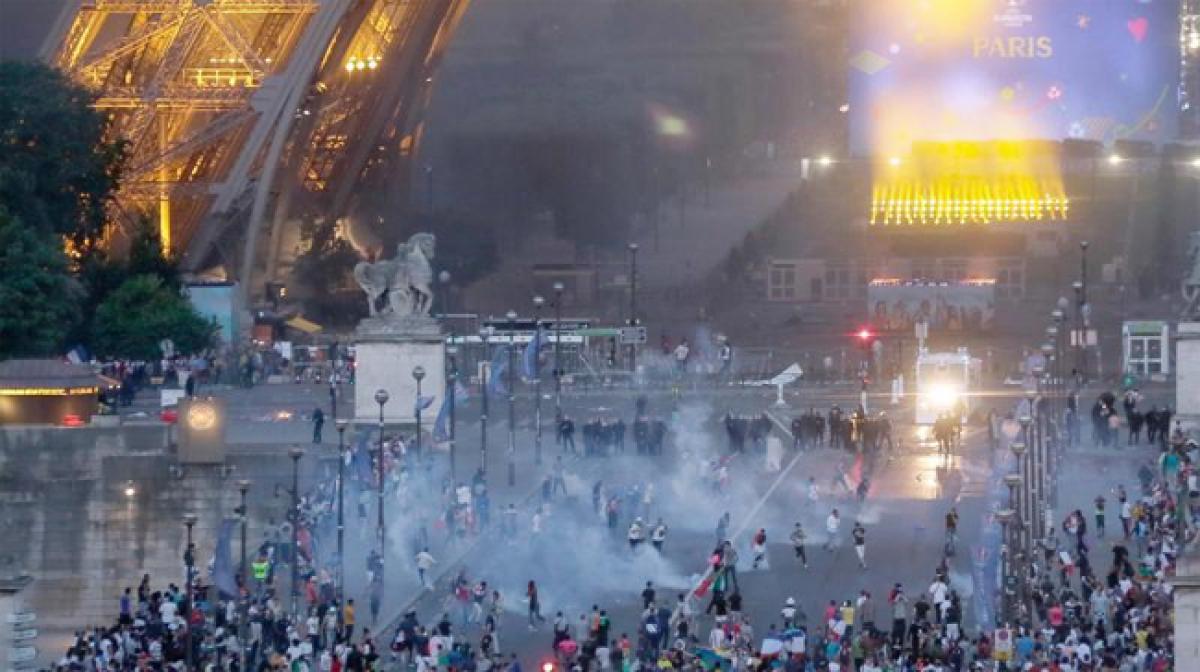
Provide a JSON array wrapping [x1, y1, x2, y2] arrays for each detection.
[[686, 413, 806, 600]]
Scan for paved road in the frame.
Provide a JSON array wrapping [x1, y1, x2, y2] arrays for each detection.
[[327, 385, 912, 624], [365, 393, 999, 668]]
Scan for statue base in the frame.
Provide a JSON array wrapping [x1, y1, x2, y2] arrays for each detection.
[[354, 316, 445, 426]]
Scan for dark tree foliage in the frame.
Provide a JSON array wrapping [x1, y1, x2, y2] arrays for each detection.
[[92, 275, 215, 360], [0, 209, 83, 357], [0, 60, 125, 253]]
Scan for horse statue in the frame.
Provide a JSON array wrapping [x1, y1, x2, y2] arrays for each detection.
[[353, 232, 437, 318]]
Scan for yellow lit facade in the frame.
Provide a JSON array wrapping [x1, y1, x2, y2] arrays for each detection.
[[869, 141, 1069, 226], [0, 387, 98, 397]]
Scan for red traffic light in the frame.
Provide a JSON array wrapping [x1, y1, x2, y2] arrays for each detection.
[[856, 328, 873, 342]]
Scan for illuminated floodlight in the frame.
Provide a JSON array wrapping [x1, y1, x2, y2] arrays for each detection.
[[925, 383, 960, 410], [1191, 157, 1200, 168], [1107, 154, 1123, 165], [888, 156, 902, 167], [818, 155, 833, 166]]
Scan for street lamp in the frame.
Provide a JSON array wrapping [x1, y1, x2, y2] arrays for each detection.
[[413, 365, 426, 462], [182, 512, 198, 670], [552, 282, 565, 428], [437, 270, 452, 317], [628, 242, 639, 375], [288, 446, 304, 617], [506, 309, 518, 487], [446, 342, 458, 480], [533, 295, 545, 466], [335, 419, 348, 625], [1080, 240, 1089, 309], [373, 389, 388, 568], [234, 479, 251, 662], [479, 327, 491, 477], [1072, 280, 1085, 382], [995, 508, 1016, 624], [1028, 383, 1044, 543]]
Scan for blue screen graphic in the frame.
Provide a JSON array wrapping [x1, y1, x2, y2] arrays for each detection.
[[848, 0, 1179, 156]]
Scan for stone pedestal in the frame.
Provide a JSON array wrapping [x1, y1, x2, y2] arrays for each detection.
[[1176, 322, 1200, 429], [1174, 551, 1200, 669], [354, 316, 445, 426]]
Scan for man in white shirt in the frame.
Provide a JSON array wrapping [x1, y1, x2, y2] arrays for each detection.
[[415, 548, 436, 588], [928, 578, 949, 622], [824, 509, 841, 551]]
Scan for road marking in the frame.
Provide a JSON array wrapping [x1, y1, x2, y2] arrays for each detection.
[[686, 416, 807, 602]]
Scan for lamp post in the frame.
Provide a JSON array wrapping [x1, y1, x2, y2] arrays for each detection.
[[182, 512, 197, 670], [447, 343, 458, 480], [1029, 382, 1045, 543], [413, 365, 426, 462], [1080, 240, 1089, 316], [1045, 328, 1059, 430], [1014, 423, 1032, 549], [533, 295, 545, 466], [480, 327, 491, 477], [1080, 279, 1089, 384], [236, 479, 251, 655], [628, 242, 639, 375], [1053, 305, 1070, 444], [995, 508, 1015, 624], [1002, 471, 1025, 617], [335, 419, 347, 623], [288, 445, 304, 616], [552, 282, 564, 426], [373, 389, 389, 566], [506, 309, 518, 487]]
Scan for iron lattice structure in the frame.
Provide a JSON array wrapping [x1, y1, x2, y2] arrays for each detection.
[[45, 0, 469, 299]]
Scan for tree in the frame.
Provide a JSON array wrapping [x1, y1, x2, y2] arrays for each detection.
[[0, 209, 82, 357], [72, 217, 180, 349], [0, 60, 125, 251], [92, 275, 215, 360]]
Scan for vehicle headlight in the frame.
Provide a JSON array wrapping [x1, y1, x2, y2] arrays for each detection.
[[926, 384, 960, 410]]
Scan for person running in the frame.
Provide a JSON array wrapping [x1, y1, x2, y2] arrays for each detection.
[[824, 508, 841, 551], [526, 580, 545, 630], [628, 517, 645, 552], [751, 528, 767, 570], [789, 522, 808, 568], [781, 597, 798, 629], [414, 547, 436, 589], [852, 521, 867, 569], [650, 518, 668, 552], [944, 507, 959, 556]]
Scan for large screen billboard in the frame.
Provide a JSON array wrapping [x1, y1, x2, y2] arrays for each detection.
[[849, 0, 1178, 156]]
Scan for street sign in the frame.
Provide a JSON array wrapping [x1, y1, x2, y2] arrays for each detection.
[[619, 326, 647, 345], [1069, 328, 1097, 347]]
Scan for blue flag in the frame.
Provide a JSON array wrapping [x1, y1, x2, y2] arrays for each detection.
[[414, 394, 436, 414], [488, 345, 510, 395], [433, 401, 449, 443], [212, 518, 239, 598], [522, 328, 544, 380], [433, 382, 470, 442]]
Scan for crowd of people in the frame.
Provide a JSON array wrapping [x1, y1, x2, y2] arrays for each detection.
[[50, 380, 1198, 672]]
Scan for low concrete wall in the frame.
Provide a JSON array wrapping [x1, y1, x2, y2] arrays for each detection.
[[0, 424, 332, 636]]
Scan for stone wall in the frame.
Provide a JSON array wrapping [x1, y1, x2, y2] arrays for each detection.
[[0, 424, 333, 635], [1177, 551, 1200, 670]]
